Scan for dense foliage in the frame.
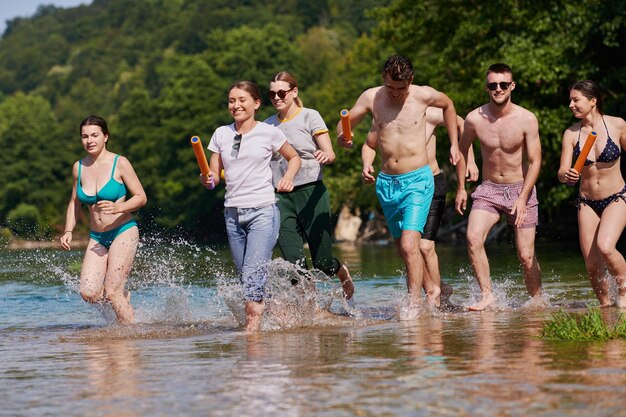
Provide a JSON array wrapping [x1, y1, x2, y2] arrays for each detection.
[[0, 0, 624, 241]]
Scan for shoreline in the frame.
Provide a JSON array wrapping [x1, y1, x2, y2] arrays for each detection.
[[6, 238, 90, 250]]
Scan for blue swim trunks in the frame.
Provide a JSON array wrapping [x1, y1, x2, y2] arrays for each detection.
[[375, 165, 434, 239], [90, 219, 138, 249]]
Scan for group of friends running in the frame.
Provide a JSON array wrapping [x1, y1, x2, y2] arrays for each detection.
[[60, 54, 626, 332]]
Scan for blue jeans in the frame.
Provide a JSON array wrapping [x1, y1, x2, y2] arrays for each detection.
[[224, 204, 280, 302]]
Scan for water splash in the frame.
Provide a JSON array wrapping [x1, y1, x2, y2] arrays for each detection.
[[217, 258, 358, 330]]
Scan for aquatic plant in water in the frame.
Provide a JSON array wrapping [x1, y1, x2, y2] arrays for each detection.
[[541, 308, 626, 341]]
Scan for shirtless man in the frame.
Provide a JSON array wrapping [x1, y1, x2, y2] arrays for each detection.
[[454, 63, 542, 311], [338, 55, 460, 308], [365, 110, 478, 307]]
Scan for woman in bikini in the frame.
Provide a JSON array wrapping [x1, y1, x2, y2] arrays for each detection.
[[60, 115, 147, 323], [558, 80, 626, 307]]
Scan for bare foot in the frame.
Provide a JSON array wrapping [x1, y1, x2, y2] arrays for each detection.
[[468, 293, 494, 311], [245, 300, 265, 332], [337, 264, 354, 300], [426, 285, 441, 308]]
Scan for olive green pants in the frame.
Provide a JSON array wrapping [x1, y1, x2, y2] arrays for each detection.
[[276, 181, 340, 276]]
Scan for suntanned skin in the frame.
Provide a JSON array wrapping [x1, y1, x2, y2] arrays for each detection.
[[557, 88, 626, 307], [364, 109, 478, 307], [60, 124, 147, 324], [455, 70, 542, 311], [339, 73, 459, 309]]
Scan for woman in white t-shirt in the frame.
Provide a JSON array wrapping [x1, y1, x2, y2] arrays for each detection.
[[200, 81, 301, 331]]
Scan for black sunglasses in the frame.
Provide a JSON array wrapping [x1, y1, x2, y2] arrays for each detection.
[[269, 88, 294, 100], [232, 133, 242, 154], [486, 81, 513, 91]]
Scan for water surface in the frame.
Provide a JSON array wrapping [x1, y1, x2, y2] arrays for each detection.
[[2, 239, 626, 417]]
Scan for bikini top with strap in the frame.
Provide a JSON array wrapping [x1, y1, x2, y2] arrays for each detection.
[[573, 117, 621, 166], [77, 155, 127, 205]]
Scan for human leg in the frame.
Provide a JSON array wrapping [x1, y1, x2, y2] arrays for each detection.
[[80, 239, 109, 303], [224, 207, 247, 274], [420, 239, 441, 307], [396, 230, 424, 303], [276, 192, 307, 268], [104, 226, 139, 324], [419, 173, 447, 307], [466, 209, 500, 311], [239, 205, 280, 331], [577, 205, 610, 306], [514, 226, 542, 298], [299, 183, 354, 299], [595, 200, 626, 306]]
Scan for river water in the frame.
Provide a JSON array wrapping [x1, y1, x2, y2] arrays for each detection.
[[2, 239, 626, 417]]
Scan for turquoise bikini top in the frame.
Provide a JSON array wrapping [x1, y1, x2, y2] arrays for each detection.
[[77, 155, 127, 205]]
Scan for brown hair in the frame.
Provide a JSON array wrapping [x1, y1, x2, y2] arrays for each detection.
[[382, 55, 414, 81], [270, 71, 303, 107], [486, 63, 513, 78], [228, 81, 262, 113], [571, 80, 604, 114], [79, 115, 109, 137]]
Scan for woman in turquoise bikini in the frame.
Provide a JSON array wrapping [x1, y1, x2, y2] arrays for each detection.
[[60, 115, 147, 323]]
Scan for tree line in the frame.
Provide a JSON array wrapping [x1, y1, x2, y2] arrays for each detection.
[[0, 0, 624, 242]]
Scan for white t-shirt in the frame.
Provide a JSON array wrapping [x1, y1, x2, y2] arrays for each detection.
[[208, 122, 287, 208], [265, 107, 328, 187]]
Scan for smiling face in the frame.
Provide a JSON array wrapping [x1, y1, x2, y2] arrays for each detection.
[[383, 74, 412, 101], [81, 124, 108, 155], [269, 80, 297, 113], [228, 87, 260, 123], [485, 71, 515, 106], [568, 89, 596, 119]]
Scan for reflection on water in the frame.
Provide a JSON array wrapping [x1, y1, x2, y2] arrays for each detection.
[[1, 240, 626, 416]]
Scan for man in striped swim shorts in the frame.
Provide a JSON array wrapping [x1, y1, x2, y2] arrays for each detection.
[[455, 63, 543, 311]]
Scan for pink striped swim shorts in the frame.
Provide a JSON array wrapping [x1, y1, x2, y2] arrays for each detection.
[[470, 180, 539, 228]]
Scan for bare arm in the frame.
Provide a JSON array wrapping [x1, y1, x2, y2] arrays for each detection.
[[455, 115, 477, 215], [336, 88, 375, 148], [60, 162, 82, 250], [313, 131, 336, 164], [200, 152, 222, 189], [519, 114, 542, 200], [361, 127, 378, 184], [276, 142, 301, 192], [510, 113, 542, 227], [557, 129, 578, 184], [425, 88, 459, 164], [619, 117, 626, 150], [97, 157, 147, 215]]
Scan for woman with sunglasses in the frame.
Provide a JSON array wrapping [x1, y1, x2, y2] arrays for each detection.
[[60, 115, 147, 324], [265, 71, 355, 306], [558, 80, 626, 307], [200, 81, 301, 332]]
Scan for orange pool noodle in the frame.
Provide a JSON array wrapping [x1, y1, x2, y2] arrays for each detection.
[[340, 109, 352, 142], [190, 136, 210, 176], [573, 131, 598, 173]]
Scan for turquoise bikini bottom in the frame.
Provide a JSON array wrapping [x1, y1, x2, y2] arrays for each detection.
[[90, 219, 137, 249]]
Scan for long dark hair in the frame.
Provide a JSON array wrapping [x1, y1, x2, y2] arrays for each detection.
[[79, 115, 109, 136], [571, 80, 604, 114]]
